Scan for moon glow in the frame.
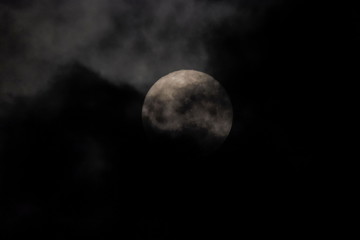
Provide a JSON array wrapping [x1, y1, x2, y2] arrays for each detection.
[[142, 70, 233, 155]]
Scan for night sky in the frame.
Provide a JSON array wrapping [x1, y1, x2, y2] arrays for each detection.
[[0, 0, 357, 239]]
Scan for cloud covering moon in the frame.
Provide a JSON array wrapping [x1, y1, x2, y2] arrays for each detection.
[[142, 70, 233, 154]]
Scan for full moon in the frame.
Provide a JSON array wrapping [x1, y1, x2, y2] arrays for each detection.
[[142, 70, 233, 155]]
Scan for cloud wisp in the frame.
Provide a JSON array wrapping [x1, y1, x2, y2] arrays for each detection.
[[0, 0, 240, 101]]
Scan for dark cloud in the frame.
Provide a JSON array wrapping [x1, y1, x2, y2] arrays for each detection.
[[0, 0, 353, 238], [0, 63, 237, 239], [0, 63, 146, 238]]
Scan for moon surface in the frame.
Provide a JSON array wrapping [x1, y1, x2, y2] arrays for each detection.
[[142, 70, 233, 155]]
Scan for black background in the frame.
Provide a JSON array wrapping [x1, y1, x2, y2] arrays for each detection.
[[0, 0, 357, 239]]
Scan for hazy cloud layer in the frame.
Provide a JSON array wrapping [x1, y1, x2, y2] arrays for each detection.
[[0, 0, 281, 103]]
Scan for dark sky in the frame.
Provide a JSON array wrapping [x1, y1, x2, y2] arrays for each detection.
[[0, 0, 357, 239]]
